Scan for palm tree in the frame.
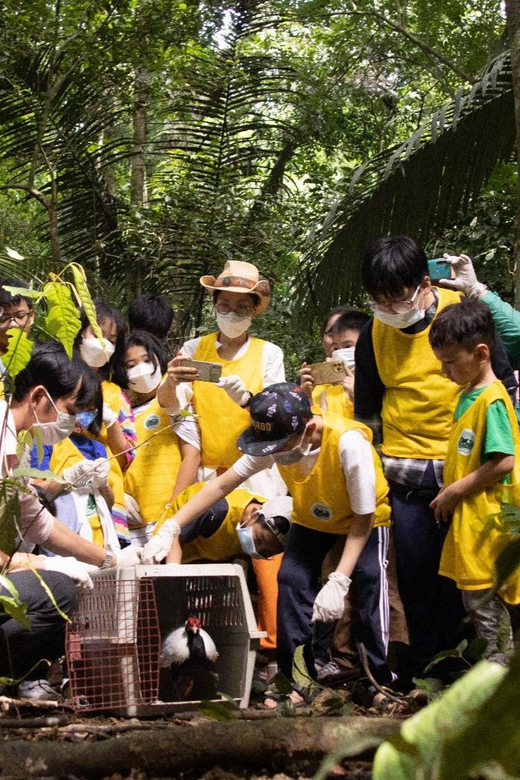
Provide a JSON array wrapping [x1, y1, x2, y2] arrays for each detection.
[[295, 52, 515, 324]]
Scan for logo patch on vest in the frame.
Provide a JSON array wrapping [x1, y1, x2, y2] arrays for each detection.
[[311, 502, 333, 521], [457, 428, 475, 456], [144, 414, 160, 431]]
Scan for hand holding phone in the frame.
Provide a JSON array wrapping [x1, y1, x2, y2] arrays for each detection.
[[308, 360, 346, 385], [178, 358, 223, 383]]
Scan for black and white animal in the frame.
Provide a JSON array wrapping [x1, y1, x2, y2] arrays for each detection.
[[161, 613, 219, 700]]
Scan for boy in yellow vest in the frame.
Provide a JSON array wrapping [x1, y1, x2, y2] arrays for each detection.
[[429, 298, 520, 664], [355, 236, 517, 680], [143, 383, 395, 701]]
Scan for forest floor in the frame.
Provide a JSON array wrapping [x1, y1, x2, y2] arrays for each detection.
[[0, 678, 415, 780]]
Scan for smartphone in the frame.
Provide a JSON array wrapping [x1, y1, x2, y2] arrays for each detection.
[[179, 359, 223, 383], [309, 360, 346, 385], [428, 258, 452, 283]]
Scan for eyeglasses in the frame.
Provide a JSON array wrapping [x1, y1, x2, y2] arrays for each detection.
[[215, 301, 255, 318], [0, 310, 31, 329], [370, 285, 421, 315]]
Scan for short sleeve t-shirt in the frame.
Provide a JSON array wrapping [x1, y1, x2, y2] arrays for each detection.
[[454, 387, 515, 463]]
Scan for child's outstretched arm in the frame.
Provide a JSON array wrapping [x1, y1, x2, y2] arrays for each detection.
[[430, 452, 515, 523]]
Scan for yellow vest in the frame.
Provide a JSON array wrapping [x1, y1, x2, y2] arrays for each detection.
[[124, 398, 182, 527], [193, 333, 266, 468], [372, 288, 462, 459], [50, 438, 104, 547], [440, 381, 520, 603], [312, 383, 353, 419], [153, 482, 266, 562], [278, 409, 391, 534]]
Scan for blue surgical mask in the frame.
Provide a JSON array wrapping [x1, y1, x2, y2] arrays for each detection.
[[76, 410, 97, 430], [237, 524, 265, 559]]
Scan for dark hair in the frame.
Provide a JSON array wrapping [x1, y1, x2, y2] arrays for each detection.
[[331, 308, 370, 337], [212, 290, 261, 308], [13, 341, 100, 410], [362, 236, 428, 300], [75, 299, 127, 381], [113, 329, 167, 390], [429, 299, 495, 352], [0, 277, 34, 310], [322, 305, 348, 336], [128, 293, 174, 340]]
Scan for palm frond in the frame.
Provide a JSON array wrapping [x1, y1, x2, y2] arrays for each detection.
[[295, 52, 515, 324]]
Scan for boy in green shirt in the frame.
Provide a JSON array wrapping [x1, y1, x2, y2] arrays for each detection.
[[429, 298, 520, 664]]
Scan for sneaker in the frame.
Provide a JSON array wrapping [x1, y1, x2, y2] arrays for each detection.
[[18, 679, 64, 702], [315, 660, 360, 686]]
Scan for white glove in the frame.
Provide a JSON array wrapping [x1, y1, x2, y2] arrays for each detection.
[[216, 375, 249, 407], [124, 493, 143, 528], [141, 520, 181, 564], [63, 458, 110, 493], [42, 555, 94, 589], [312, 571, 352, 623], [439, 254, 487, 299], [102, 403, 118, 429], [116, 545, 142, 567]]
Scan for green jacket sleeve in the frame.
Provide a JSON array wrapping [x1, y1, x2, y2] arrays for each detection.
[[481, 290, 520, 368]]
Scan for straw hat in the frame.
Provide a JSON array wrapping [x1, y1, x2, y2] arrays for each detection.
[[200, 260, 270, 314]]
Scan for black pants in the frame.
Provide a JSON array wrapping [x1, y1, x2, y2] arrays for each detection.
[[0, 570, 77, 681], [391, 462, 467, 676], [277, 524, 393, 684]]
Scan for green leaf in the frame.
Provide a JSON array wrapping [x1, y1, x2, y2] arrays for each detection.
[[43, 280, 81, 358], [68, 264, 104, 344], [272, 670, 294, 695], [1, 286, 41, 300], [0, 574, 30, 628], [198, 699, 237, 720], [0, 482, 21, 557], [3, 328, 34, 378], [12, 467, 67, 483]]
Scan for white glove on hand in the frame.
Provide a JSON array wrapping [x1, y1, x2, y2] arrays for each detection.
[[63, 458, 110, 493], [102, 403, 118, 429], [141, 520, 181, 564], [312, 571, 352, 623], [216, 375, 249, 407], [124, 493, 143, 528], [43, 555, 94, 589], [439, 254, 487, 298], [116, 545, 142, 567]]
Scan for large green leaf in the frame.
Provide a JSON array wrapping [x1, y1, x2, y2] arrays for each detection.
[[2, 328, 34, 378], [43, 280, 81, 357], [0, 574, 30, 629]]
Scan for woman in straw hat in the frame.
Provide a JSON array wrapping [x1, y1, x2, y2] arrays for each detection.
[[157, 260, 287, 672]]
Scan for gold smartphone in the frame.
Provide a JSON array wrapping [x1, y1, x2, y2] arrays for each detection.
[[309, 360, 346, 385], [179, 359, 223, 383]]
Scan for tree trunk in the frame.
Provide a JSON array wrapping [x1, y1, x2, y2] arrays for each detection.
[[0, 715, 399, 777], [505, 0, 520, 307]]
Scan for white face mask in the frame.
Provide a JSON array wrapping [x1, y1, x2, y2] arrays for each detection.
[[273, 431, 312, 465], [80, 336, 115, 368], [331, 347, 356, 372], [237, 523, 265, 559], [373, 306, 425, 329], [33, 391, 76, 445], [216, 312, 252, 339], [127, 362, 162, 394]]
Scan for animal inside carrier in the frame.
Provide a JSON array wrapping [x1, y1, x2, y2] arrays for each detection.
[[66, 563, 265, 715]]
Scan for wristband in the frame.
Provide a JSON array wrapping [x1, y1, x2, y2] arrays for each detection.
[[99, 551, 115, 569]]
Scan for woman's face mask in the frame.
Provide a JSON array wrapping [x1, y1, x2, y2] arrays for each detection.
[[237, 523, 265, 559], [127, 362, 162, 394], [331, 347, 356, 372], [33, 391, 76, 445], [216, 312, 252, 339], [80, 336, 115, 368]]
